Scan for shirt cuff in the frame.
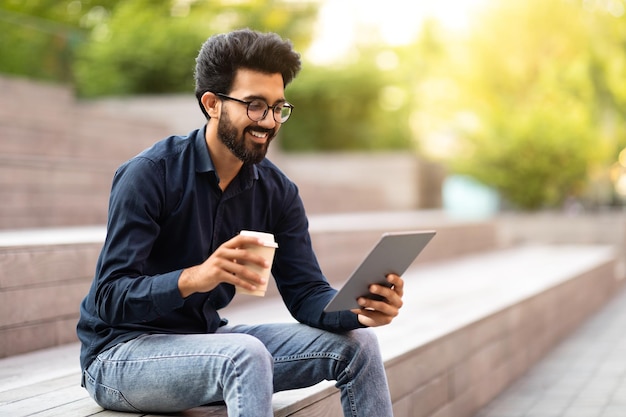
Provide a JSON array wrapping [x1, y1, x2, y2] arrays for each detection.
[[338, 310, 367, 330], [150, 270, 186, 315]]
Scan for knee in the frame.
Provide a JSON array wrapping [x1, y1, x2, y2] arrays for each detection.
[[344, 328, 384, 366], [349, 328, 380, 353], [228, 334, 273, 372], [217, 335, 274, 411]]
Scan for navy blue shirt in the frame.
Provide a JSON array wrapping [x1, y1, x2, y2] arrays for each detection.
[[77, 127, 361, 370]]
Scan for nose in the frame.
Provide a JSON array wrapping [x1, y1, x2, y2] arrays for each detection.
[[257, 109, 278, 129]]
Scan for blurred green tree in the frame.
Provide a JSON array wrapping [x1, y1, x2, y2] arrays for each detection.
[[439, 0, 626, 209], [72, 1, 202, 96], [279, 21, 445, 152], [0, 0, 107, 82], [72, 0, 318, 97], [281, 50, 413, 152], [0, 0, 317, 95]]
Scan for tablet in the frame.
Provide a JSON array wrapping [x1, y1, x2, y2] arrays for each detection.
[[323, 230, 436, 312]]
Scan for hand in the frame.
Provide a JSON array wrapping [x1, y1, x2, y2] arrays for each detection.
[[352, 274, 404, 327], [178, 234, 269, 298]]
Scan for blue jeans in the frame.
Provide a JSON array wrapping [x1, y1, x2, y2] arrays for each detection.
[[83, 323, 393, 416]]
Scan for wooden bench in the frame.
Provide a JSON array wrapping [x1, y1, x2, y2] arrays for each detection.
[[0, 244, 620, 417]]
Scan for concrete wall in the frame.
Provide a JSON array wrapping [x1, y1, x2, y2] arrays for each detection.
[[0, 75, 443, 229], [495, 211, 626, 283], [0, 76, 171, 229]]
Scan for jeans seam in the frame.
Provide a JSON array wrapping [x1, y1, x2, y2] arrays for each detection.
[[274, 352, 346, 363], [344, 367, 358, 417], [98, 352, 235, 363]]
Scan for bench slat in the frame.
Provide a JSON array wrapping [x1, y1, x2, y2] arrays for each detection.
[[0, 384, 89, 415], [0, 375, 76, 404]]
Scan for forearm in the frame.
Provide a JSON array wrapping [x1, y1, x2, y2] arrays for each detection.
[[95, 270, 184, 325], [285, 284, 364, 331], [178, 266, 199, 298]]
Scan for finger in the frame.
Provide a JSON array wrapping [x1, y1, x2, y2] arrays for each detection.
[[224, 234, 265, 248], [356, 296, 399, 317], [355, 308, 394, 327], [210, 256, 264, 290], [229, 261, 267, 286], [219, 246, 269, 269], [386, 274, 404, 295], [217, 235, 266, 261], [224, 267, 264, 291], [368, 284, 403, 309]]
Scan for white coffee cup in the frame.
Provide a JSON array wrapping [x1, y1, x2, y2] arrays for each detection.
[[236, 230, 278, 296]]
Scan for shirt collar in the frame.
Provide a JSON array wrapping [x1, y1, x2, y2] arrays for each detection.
[[193, 126, 215, 174]]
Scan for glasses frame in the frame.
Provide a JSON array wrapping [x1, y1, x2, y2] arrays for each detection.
[[216, 93, 294, 123]]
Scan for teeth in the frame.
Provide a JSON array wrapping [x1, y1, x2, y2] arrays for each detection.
[[250, 131, 267, 138]]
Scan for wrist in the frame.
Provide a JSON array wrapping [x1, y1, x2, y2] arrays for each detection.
[[178, 267, 197, 298]]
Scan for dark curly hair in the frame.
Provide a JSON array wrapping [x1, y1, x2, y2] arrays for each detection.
[[194, 28, 302, 119]]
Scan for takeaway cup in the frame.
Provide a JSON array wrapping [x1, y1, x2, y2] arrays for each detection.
[[236, 231, 278, 296]]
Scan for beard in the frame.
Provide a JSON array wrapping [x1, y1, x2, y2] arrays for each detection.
[[217, 110, 275, 165]]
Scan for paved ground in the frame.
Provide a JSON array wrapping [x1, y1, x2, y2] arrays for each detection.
[[474, 283, 626, 417]]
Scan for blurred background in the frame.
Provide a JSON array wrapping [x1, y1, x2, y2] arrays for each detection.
[[1, 0, 625, 225]]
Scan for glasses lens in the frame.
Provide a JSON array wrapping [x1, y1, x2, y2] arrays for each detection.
[[278, 105, 292, 123], [247, 100, 268, 121]]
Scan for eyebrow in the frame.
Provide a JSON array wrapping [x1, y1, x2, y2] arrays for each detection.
[[242, 94, 287, 105]]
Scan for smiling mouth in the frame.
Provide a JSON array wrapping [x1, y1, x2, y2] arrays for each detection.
[[247, 128, 273, 142], [250, 130, 267, 139]]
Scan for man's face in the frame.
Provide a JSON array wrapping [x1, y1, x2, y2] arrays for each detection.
[[217, 69, 286, 165]]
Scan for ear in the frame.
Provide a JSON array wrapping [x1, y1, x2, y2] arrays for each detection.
[[201, 92, 221, 118]]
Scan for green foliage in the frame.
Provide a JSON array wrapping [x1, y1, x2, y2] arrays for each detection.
[[281, 57, 412, 152], [0, 0, 318, 96], [457, 104, 597, 209], [73, 2, 202, 96], [280, 24, 443, 152], [440, 0, 625, 209], [0, 2, 85, 82], [73, 0, 318, 97]]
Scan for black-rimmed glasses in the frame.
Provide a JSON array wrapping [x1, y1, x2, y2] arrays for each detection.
[[216, 93, 294, 123]]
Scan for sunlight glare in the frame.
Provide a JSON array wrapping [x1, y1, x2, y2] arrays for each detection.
[[307, 0, 487, 65]]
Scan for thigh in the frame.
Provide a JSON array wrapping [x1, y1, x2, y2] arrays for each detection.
[[220, 323, 377, 392], [84, 332, 272, 413]]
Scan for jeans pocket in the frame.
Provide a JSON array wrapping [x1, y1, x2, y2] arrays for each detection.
[[83, 369, 141, 412]]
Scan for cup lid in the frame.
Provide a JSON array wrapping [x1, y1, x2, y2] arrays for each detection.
[[240, 230, 278, 247]]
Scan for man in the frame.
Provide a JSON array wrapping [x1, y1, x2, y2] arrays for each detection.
[[77, 29, 403, 417]]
